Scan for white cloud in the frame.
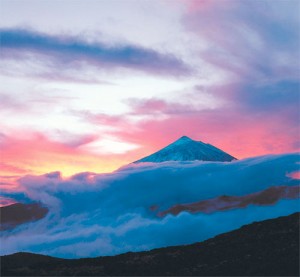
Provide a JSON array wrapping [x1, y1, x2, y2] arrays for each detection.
[[1, 153, 299, 258]]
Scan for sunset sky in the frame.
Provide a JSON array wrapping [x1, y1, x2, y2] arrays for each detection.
[[1, 0, 299, 177]]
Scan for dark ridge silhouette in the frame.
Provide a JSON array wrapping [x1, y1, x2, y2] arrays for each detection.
[[158, 185, 300, 216], [1, 212, 299, 276], [0, 203, 48, 231]]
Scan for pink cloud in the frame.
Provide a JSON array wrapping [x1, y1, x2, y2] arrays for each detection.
[[0, 131, 140, 177], [182, 0, 225, 12], [0, 196, 16, 207], [115, 111, 296, 159], [98, 81, 299, 160], [288, 171, 300, 180], [1, 0, 298, 178], [181, 0, 300, 81]]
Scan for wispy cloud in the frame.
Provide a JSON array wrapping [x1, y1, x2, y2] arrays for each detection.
[[182, 0, 300, 81], [0, 0, 299, 176], [80, 79, 299, 159], [0, 28, 191, 77]]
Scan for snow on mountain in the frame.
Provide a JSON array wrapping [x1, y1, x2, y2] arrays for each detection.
[[134, 136, 237, 163]]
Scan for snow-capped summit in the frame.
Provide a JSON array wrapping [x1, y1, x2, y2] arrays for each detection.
[[134, 136, 237, 163]]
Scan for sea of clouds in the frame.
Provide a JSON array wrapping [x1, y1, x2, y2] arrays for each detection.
[[0, 153, 299, 258]]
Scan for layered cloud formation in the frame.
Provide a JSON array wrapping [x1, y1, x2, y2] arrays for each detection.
[[1, 153, 299, 258], [0, 0, 299, 177]]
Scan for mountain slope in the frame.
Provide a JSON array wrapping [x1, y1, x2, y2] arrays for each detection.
[[2, 212, 299, 276], [158, 185, 300, 216], [0, 203, 48, 231], [134, 136, 236, 163]]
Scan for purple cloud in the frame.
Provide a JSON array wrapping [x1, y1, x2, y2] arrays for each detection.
[[0, 28, 191, 76], [183, 0, 300, 81]]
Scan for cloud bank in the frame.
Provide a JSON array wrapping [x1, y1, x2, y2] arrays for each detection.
[[1, 153, 299, 258]]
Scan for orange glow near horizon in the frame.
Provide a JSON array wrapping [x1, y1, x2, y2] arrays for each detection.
[[0, 0, 299, 189], [0, 150, 129, 177], [0, 134, 139, 177], [1, 127, 298, 178]]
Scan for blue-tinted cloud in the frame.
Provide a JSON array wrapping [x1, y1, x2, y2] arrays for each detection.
[[0, 153, 299, 258], [184, 0, 300, 81], [236, 80, 299, 111], [0, 28, 190, 76]]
